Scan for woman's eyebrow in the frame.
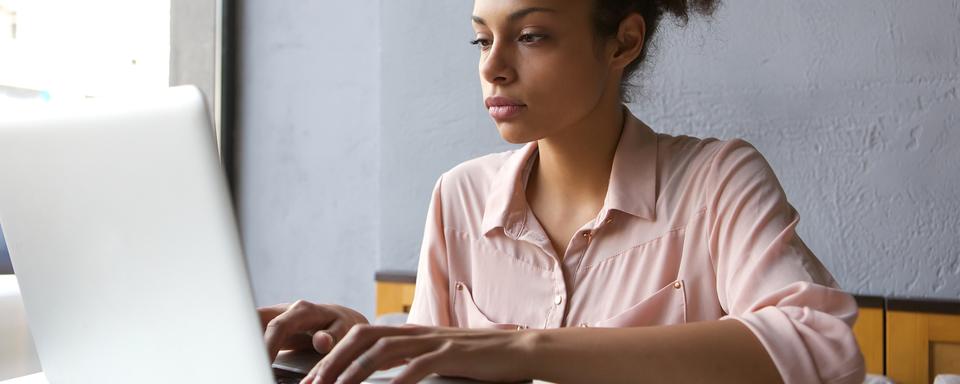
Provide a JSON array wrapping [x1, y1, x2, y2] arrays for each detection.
[[471, 7, 558, 26]]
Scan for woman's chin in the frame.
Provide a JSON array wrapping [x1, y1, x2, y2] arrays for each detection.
[[495, 122, 541, 144]]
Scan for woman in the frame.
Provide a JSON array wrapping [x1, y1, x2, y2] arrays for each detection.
[[260, 0, 866, 383]]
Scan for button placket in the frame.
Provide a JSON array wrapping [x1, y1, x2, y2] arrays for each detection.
[[560, 228, 596, 327], [545, 268, 567, 328]]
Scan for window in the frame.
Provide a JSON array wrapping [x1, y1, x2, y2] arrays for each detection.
[[0, 0, 170, 109], [0, 0, 184, 275], [0, 0, 227, 275]]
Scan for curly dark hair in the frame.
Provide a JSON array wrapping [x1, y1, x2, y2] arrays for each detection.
[[592, 0, 719, 96]]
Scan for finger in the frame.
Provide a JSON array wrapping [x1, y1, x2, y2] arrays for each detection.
[[300, 360, 323, 384], [314, 325, 418, 384], [336, 335, 439, 384], [311, 331, 335, 355], [311, 317, 350, 354], [391, 349, 447, 384], [264, 300, 336, 361], [257, 303, 290, 330]]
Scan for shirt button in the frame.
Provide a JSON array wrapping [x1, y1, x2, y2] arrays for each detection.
[[578, 322, 589, 328], [674, 281, 682, 289], [554, 294, 563, 305], [456, 282, 464, 290]]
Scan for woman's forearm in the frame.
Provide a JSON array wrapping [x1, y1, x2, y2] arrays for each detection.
[[521, 319, 783, 384]]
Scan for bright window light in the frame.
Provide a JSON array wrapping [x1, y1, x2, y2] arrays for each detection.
[[0, 0, 170, 109]]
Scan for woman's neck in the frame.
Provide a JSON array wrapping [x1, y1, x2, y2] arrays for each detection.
[[531, 100, 624, 205]]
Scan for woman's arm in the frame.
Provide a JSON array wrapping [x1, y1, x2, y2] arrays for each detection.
[[524, 320, 781, 384], [405, 176, 454, 327], [303, 319, 782, 384], [703, 140, 864, 383]]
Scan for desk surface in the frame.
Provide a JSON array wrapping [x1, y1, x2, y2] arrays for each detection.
[[0, 373, 45, 384]]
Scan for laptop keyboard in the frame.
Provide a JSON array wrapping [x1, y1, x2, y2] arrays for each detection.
[[274, 368, 306, 384]]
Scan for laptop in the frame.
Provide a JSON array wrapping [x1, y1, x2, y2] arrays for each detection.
[[0, 85, 295, 383], [0, 86, 502, 384]]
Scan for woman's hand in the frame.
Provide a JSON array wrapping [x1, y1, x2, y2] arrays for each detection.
[[302, 324, 535, 384], [257, 300, 369, 362]]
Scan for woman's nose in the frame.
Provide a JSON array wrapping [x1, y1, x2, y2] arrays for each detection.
[[479, 44, 516, 85]]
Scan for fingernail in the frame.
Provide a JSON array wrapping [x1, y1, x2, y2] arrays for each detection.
[[321, 332, 334, 343], [316, 333, 335, 354]]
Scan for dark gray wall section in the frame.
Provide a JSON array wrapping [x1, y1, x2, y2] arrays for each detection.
[[170, 0, 216, 121]]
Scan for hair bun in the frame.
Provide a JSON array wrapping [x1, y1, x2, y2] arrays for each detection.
[[657, 0, 719, 23], [594, 0, 721, 100]]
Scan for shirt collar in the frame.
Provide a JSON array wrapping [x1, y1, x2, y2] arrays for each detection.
[[602, 111, 658, 221], [480, 109, 659, 237], [479, 141, 538, 237]]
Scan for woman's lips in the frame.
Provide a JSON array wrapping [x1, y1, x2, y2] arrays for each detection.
[[488, 105, 526, 120], [485, 96, 526, 120]]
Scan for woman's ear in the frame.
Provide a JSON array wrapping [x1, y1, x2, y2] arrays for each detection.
[[608, 13, 645, 70]]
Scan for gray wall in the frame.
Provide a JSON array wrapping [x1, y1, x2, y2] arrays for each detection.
[[170, 0, 216, 124], [635, 1, 960, 299], [239, 0, 960, 318], [379, 1, 516, 272], [237, 1, 380, 316], [378, 0, 960, 300]]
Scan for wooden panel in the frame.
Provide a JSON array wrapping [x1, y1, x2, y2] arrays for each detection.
[[853, 307, 884, 375], [931, 342, 960, 377], [376, 281, 416, 317], [929, 314, 960, 378], [887, 311, 926, 384], [887, 311, 960, 384]]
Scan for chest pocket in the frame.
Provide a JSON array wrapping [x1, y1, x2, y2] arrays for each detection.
[[589, 280, 688, 328], [452, 281, 525, 330]]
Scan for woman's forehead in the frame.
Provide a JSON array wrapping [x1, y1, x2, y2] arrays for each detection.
[[471, 0, 590, 24]]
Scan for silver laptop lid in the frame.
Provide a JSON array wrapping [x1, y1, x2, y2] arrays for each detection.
[[0, 86, 274, 384]]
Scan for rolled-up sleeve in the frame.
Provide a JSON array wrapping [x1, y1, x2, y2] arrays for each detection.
[[706, 140, 865, 384], [406, 176, 453, 327]]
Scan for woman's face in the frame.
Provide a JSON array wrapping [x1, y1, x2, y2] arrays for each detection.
[[472, 0, 617, 144]]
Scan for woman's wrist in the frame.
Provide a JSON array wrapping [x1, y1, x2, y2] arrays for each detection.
[[511, 329, 550, 380]]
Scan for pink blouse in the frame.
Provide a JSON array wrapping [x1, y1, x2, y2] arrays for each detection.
[[406, 111, 865, 383]]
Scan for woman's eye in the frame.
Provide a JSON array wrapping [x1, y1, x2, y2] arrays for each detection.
[[518, 33, 547, 44], [469, 38, 492, 50]]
